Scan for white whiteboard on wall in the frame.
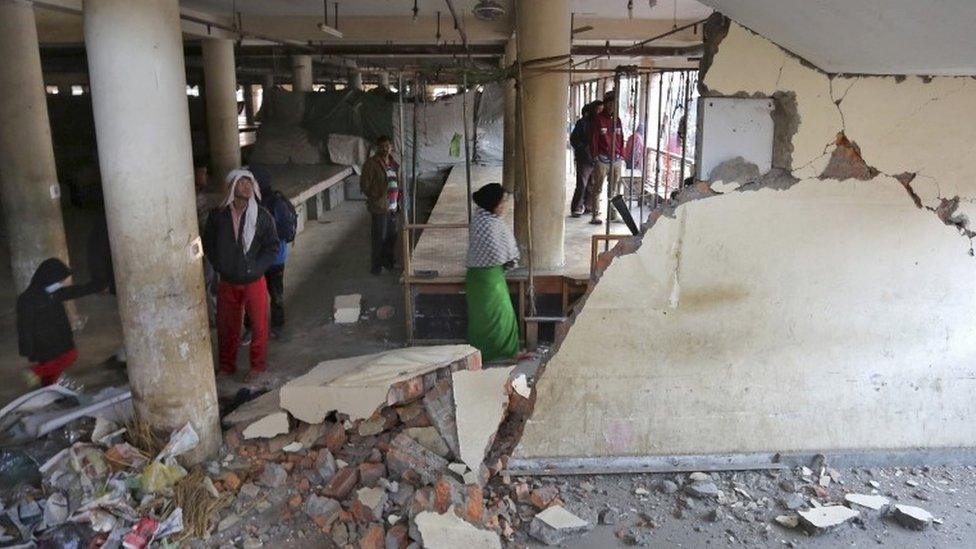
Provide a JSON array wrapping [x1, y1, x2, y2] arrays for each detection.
[[698, 97, 774, 181]]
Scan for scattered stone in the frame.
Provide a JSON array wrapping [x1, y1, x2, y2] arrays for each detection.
[[657, 480, 679, 494], [305, 495, 341, 527], [334, 294, 362, 323], [689, 472, 710, 482], [618, 527, 651, 546], [598, 508, 619, 526], [239, 482, 260, 499], [844, 493, 890, 512], [684, 481, 720, 499], [703, 508, 721, 523], [243, 411, 290, 440], [775, 514, 800, 529], [634, 487, 650, 496], [316, 448, 338, 482], [798, 506, 859, 535], [529, 506, 591, 546], [357, 487, 387, 520], [282, 442, 303, 453], [322, 467, 359, 499], [258, 463, 287, 488], [529, 486, 559, 510], [893, 504, 933, 530], [782, 493, 806, 511]]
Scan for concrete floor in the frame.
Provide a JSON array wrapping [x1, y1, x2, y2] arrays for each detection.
[[0, 195, 403, 408]]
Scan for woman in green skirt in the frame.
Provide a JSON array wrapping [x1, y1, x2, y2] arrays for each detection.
[[466, 183, 520, 362]]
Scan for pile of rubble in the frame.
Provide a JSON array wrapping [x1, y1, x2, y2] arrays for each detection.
[[214, 344, 537, 547]]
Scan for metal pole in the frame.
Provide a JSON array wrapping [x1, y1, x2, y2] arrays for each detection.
[[653, 71, 663, 208], [678, 70, 691, 188], [411, 77, 420, 227], [397, 72, 407, 223], [461, 71, 473, 223], [640, 71, 651, 225], [627, 72, 639, 214]]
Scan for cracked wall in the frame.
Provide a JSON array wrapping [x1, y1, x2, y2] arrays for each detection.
[[512, 20, 976, 462]]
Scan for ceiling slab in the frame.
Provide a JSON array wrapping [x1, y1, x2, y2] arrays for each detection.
[[699, 0, 976, 75]]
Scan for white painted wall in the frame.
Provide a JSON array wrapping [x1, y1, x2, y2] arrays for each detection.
[[698, 96, 774, 180], [515, 22, 976, 460]]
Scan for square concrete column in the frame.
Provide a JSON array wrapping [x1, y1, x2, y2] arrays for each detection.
[[0, 0, 73, 293], [202, 38, 241, 188], [516, 0, 571, 269], [292, 55, 313, 92], [84, 0, 220, 463]]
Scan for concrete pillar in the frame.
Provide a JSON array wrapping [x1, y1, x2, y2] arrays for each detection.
[[502, 39, 518, 194], [349, 68, 363, 91], [291, 55, 313, 92], [0, 1, 73, 293], [516, 0, 571, 269], [84, 0, 220, 463], [201, 38, 240, 187], [262, 72, 275, 91], [378, 72, 391, 89], [242, 84, 255, 125]]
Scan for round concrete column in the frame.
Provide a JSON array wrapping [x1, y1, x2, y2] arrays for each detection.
[[0, 0, 73, 292], [516, 0, 570, 269], [378, 72, 391, 89], [349, 68, 364, 91], [291, 55, 313, 92], [201, 38, 240, 188], [84, 0, 220, 463]]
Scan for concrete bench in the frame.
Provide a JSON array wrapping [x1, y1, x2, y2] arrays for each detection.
[[263, 164, 356, 234]]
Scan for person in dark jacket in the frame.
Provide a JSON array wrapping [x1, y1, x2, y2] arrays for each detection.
[[568, 100, 603, 217], [203, 169, 280, 381], [249, 165, 296, 339], [360, 135, 400, 275], [588, 91, 626, 225], [16, 258, 97, 386]]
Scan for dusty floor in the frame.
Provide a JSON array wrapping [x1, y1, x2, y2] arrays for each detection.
[[516, 465, 976, 548]]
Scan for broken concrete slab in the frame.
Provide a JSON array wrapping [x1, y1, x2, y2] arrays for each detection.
[[893, 504, 933, 530], [334, 294, 362, 324], [798, 505, 859, 535], [415, 506, 501, 549], [424, 379, 460, 459], [452, 366, 515, 476], [529, 505, 592, 546], [775, 514, 799, 529], [242, 411, 289, 440], [224, 389, 280, 426], [280, 345, 481, 424], [844, 493, 890, 512]]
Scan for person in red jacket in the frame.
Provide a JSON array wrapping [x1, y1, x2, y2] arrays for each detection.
[[586, 91, 625, 225]]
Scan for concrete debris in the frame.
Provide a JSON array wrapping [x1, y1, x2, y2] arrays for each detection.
[[511, 374, 531, 398], [356, 487, 387, 520], [775, 514, 800, 529], [304, 495, 341, 528], [280, 345, 481, 424], [688, 472, 710, 482], [529, 505, 591, 546], [242, 411, 290, 440], [258, 462, 288, 488], [685, 481, 720, 499], [281, 441, 303, 453], [798, 505, 859, 535], [334, 293, 362, 323], [405, 426, 452, 458], [782, 493, 806, 510], [453, 367, 515, 477], [415, 506, 501, 549], [844, 493, 890, 512], [893, 504, 933, 530]]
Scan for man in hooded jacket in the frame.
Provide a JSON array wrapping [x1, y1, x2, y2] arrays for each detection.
[[203, 169, 279, 381]]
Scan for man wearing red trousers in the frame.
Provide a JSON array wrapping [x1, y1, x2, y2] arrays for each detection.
[[204, 169, 279, 382]]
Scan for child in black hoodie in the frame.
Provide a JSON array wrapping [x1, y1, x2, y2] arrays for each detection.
[[16, 258, 97, 386]]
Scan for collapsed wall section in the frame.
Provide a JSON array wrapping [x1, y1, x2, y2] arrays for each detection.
[[512, 19, 976, 462]]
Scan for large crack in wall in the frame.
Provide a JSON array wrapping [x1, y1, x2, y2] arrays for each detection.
[[494, 13, 976, 467]]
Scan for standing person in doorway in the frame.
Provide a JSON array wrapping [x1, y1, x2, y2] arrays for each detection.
[[16, 258, 98, 386], [568, 100, 603, 217], [249, 165, 298, 340], [587, 91, 625, 225], [360, 135, 400, 275], [466, 183, 520, 362], [203, 169, 279, 382]]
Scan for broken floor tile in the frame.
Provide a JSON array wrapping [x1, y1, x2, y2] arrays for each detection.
[[844, 493, 890, 512], [415, 506, 500, 549], [242, 411, 289, 440], [452, 366, 515, 476], [529, 505, 591, 546], [334, 294, 362, 324], [893, 504, 933, 530], [798, 505, 859, 535], [280, 345, 480, 424]]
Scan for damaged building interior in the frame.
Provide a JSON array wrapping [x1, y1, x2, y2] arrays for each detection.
[[1, 0, 975, 546]]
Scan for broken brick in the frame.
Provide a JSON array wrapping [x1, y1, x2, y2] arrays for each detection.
[[323, 466, 360, 500], [385, 523, 409, 549], [530, 486, 559, 510], [386, 432, 450, 485], [359, 523, 385, 549], [288, 493, 303, 508], [434, 476, 464, 513], [423, 379, 461, 458], [220, 471, 241, 491], [463, 485, 485, 524], [359, 462, 387, 487], [323, 422, 348, 452], [305, 495, 342, 528]]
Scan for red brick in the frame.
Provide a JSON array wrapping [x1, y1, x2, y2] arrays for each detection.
[[359, 462, 387, 487], [359, 523, 385, 549], [322, 466, 359, 499], [530, 485, 559, 510], [385, 523, 409, 549], [220, 472, 241, 491], [323, 422, 348, 453], [288, 494, 303, 508], [462, 485, 485, 524], [386, 433, 449, 485]]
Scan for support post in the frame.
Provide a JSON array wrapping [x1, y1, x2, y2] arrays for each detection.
[[516, 0, 571, 269], [291, 54, 313, 92], [0, 0, 73, 293], [501, 38, 518, 194], [84, 0, 220, 463], [202, 38, 241, 188], [378, 72, 391, 89]]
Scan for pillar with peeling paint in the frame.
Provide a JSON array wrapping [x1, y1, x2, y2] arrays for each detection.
[[516, 0, 571, 269], [84, 0, 220, 463], [0, 0, 73, 293], [202, 38, 241, 189], [292, 54, 313, 92]]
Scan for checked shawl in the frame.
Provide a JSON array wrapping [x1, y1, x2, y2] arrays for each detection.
[[466, 206, 520, 268]]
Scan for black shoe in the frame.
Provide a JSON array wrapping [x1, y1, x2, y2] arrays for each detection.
[[240, 330, 252, 346], [570, 211, 582, 218], [589, 218, 603, 225]]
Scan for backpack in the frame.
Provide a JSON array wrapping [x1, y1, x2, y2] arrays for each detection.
[[270, 191, 298, 243]]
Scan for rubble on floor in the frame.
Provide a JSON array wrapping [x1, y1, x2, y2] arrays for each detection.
[[333, 293, 363, 324]]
